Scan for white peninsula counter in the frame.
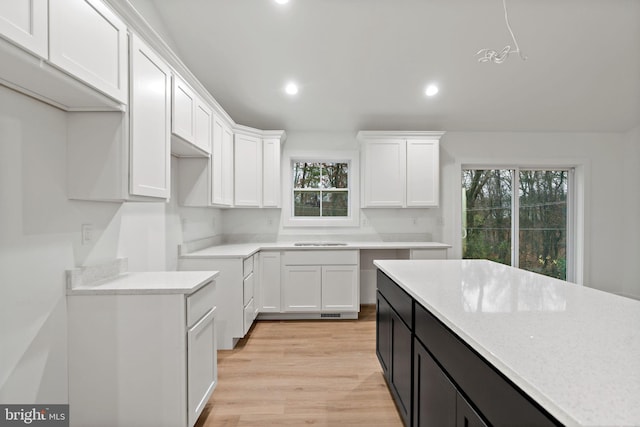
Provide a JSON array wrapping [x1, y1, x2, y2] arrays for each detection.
[[66, 261, 219, 427], [374, 259, 640, 427]]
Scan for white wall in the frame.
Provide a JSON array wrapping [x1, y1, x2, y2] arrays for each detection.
[[0, 86, 221, 403], [440, 131, 631, 295], [621, 126, 640, 299]]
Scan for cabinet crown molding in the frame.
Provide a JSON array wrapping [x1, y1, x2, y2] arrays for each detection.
[[357, 131, 446, 141], [234, 124, 286, 142]]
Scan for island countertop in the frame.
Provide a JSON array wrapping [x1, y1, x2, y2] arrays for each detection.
[[373, 259, 640, 427]]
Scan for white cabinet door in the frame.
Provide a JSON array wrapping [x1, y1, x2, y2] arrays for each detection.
[[406, 140, 439, 207], [362, 139, 406, 207], [321, 265, 359, 312], [172, 76, 196, 143], [222, 125, 234, 205], [194, 99, 212, 154], [129, 34, 171, 199], [234, 134, 262, 207], [187, 307, 217, 427], [49, 0, 128, 103], [262, 138, 281, 207], [211, 116, 234, 206], [259, 252, 281, 313], [283, 265, 321, 312], [0, 0, 47, 58]]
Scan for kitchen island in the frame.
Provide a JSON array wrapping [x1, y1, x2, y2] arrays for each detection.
[[374, 259, 640, 427]]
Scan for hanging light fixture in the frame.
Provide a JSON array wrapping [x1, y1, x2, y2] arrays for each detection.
[[476, 0, 527, 63]]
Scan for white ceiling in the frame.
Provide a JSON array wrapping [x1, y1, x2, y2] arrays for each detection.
[[132, 0, 640, 133]]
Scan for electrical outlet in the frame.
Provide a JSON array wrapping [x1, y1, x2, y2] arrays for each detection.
[[81, 224, 93, 245]]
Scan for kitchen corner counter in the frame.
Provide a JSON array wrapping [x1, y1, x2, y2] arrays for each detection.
[[374, 259, 640, 427], [67, 271, 218, 295], [179, 241, 451, 259], [66, 260, 218, 295]]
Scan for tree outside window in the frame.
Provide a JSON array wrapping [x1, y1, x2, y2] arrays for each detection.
[[293, 162, 349, 217], [462, 168, 570, 280]]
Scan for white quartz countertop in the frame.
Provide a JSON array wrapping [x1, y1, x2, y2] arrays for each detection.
[[180, 241, 451, 258], [373, 259, 640, 427], [67, 271, 218, 295]]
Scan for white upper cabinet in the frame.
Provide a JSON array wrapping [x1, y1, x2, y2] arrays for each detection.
[[211, 115, 234, 206], [234, 133, 263, 207], [232, 130, 286, 208], [406, 139, 439, 207], [129, 33, 171, 198], [171, 75, 212, 157], [358, 131, 444, 208], [194, 99, 212, 154], [262, 138, 282, 208], [172, 76, 196, 143], [0, 0, 48, 58], [49, 0, 128, 104], [362, 139, 406, 207], [67, 35, 171, 202]]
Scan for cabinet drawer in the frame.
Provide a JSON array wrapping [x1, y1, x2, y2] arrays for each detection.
[[283, 250, 358, 265], [186, 281, 216, 327], [243, 298, 255, 336], [414, 303, 557, 427], [243, 256, 254, 278], [377, 270, 412, 328], [243, 272, 254, 306]]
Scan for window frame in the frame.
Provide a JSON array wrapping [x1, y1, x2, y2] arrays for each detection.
[[454, 159, 587, 285], [282, 151, 360, 228]]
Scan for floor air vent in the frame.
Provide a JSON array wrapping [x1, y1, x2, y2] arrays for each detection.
[[321, 313, 341, 318]]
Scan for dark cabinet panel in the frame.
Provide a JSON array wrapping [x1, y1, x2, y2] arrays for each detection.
[[377, 270, 413, 328], [376, 292, 391, 377], [414, 303, 558, 427], [457, 393, 488, 427], [391, 312, 412, 426], [414, 341, 456, 427]]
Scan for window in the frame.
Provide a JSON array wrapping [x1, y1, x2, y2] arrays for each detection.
[[293, 162, 349, 217], [283, 151, 359, 227], [462, 168, 573, 280]]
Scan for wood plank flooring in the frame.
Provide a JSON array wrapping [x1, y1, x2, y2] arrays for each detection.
[[195, 305, 403, 426]]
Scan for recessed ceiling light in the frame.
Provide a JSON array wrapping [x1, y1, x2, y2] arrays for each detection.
[[425, 84, 439, 97], [285, 82, 299, 95], [274, 0, 289, 4]]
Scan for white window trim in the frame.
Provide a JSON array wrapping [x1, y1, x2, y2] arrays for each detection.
[[453, 158, 588, 285], [282, 150, 360, 228]]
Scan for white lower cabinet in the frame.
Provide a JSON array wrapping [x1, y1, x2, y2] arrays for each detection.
[[68, 281, 217, 427], [283, 265, 322, 312], [187, 307, 217, 427], [242, 254, 257, 335], [321, 265, 359, 311], [179, 254, 257, 349], [259, 251, 282, 312], [281, 250, 360, 314]]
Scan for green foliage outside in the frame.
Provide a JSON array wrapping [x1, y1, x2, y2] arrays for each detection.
[[463, 169, 568, 280], [293, 162, 349, 217]]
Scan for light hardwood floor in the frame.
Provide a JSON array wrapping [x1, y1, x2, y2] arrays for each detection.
[[195, 305, 403, 426]]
